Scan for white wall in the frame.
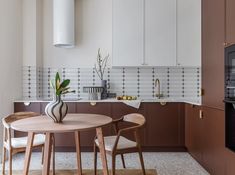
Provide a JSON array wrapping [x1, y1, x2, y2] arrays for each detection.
[[42, 0, 112, 68], [22, 0, 43, 67], [0, 0, 22, 155]]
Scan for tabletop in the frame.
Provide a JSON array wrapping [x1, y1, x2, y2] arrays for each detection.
[[11, 113, 112, 133]]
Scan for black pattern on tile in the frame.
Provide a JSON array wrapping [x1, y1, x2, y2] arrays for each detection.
[[197, 68, 200, 97], [122, 68, 125, 95], [107, 68, 110, 93], [167, 68, 170, 98], [38, 68, 41, 98], [77, 68, 80, 98], [47, 67, 51, 98], [28, 66, 31, 98], [92, 68, 95, 86], [137, 68, 140, 97], [152, 67, 155, 98]]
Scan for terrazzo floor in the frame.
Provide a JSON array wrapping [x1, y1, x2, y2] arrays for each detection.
[[1, 152, 210, 175]]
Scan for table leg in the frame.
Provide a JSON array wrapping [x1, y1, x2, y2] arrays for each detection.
[[23, 132, 35, 175], [42, 132, 53, 175], [75, 131, 82, 175], [96, 127, 109, 175]]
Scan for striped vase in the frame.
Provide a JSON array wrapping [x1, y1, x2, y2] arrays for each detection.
[[45, 95, 68, 123]]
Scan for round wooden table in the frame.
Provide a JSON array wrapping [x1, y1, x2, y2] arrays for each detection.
[[11, 113, 113, 175]]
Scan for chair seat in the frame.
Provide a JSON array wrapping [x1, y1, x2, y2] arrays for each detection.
[[10, 134, 45, 148], [95, 136, 137, 152]]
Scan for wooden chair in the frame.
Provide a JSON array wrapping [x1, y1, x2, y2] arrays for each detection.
[[1, 112, 55, 175], [94, 113, 146, 175]]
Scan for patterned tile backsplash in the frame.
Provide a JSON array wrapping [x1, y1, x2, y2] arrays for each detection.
[[22, 66, 201, 103]]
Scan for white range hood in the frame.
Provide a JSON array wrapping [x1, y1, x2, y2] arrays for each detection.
[[53, 0, 75, 48]]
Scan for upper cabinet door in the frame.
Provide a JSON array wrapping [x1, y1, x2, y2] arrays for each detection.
[[112, 0, 144, 67], [177, 0, 201, 67], [226, 0, 235, 44], [145, 0, 176, 66]]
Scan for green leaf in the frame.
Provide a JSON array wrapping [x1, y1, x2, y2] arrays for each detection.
[[60, 79, 70, 89], [57, 87, 70, 95], [62, 90, 76, 95], [55, 72, 60, 90], [50, 79, 55, 89]]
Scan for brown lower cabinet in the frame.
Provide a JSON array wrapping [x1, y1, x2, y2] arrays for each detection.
[[14, 102, 185, 152], [185, 104, 228, 175], [146, 103, 185, 151]]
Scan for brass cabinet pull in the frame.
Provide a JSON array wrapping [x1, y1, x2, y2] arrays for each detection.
[[24, 102, 31, 106], [160, 101, 167, 106], [90, 102, 97, 106], [199, 110, 203, 119], [223, 42, 235, 47], [199, 88, 204, 96]]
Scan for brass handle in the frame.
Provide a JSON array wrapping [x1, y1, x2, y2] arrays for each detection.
[[160, 101, 167, 106], [223, 42, 235, 47], [199, 110, 203, 119], [90, 102, 96, 106], [199, 88, 204, 96], [24, 102, 31, 106]]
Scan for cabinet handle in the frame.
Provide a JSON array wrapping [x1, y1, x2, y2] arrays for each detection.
[[199, 110, 203, 119], [199, 88, 204, 96], [90, 102, 96, 106], [24, 102, 31, 106], [223, 42, 235, 47]]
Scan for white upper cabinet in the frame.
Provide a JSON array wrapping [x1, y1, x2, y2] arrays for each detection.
[[145, 0, 176, 66], [112, 0, 144, 67], [176, 0, 201, 67], [112, 0, 201, 67]]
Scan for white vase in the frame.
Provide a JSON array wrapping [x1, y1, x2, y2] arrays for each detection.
[[45, 95, 68, 123]]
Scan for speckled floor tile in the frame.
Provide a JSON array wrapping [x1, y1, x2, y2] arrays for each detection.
[[0, 152, 210, 175]]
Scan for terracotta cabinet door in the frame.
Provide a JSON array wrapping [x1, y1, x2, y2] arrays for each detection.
[[226, 0, 235, 44], [14, 102, 41, 137], [146, 103, 185, 149], [76, 103, 112, 148], [185, 104, 203, 164], [111, 103, 147, 146], [202, 0, 225, 110], [14, 102, 41, 113], [201, 106, 226, 175]]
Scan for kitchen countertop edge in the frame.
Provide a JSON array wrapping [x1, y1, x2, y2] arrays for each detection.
[[14, 98, 202, 106]]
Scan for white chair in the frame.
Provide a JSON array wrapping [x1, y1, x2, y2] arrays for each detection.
[[1, 112, 54, 175], [94, 113, 146, 175]]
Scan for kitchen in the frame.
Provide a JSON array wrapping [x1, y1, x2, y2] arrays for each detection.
[[0, 0, 235, 175]]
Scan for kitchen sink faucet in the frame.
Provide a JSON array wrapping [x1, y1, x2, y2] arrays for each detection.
[[155, 78, 163, 99]]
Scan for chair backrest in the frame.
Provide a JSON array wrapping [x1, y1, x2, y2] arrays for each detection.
[[2, 112, 40, 145], [2, 112, 40, 128], [123, 113, 146, 126]]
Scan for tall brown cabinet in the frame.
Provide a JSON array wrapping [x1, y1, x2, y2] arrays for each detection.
[[186, 0, 235, 174]]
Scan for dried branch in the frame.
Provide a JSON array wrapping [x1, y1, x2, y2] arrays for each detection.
[[94, 48, 109, 80]]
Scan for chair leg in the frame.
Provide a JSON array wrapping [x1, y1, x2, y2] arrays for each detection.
[[120, 154, 126, 168], [111, 154, 116, 175], [51, 135, 55, 175], [138, 149, 146, 175], [41, 146, 44, 165], [94, 143, 97, 175], [2, 147, 6, 175], [8, 149, 12, 175]]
